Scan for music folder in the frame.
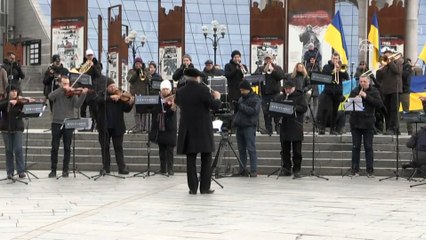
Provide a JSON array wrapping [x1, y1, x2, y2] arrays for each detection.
[[135, 95, 159, 114], [21, 103, 46, 118], [344, 97, 364, 112], [269, 101, 294, 116], [243, 74, 265, 84], [69, 72, 92, 86], [310, 72, 333, 85], [63, 118, 92, 130]]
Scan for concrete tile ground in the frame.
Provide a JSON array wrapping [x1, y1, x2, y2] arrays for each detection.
[[1, 171, 426, 240]]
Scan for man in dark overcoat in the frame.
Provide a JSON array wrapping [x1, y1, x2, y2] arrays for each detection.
[[274, 81, 308, 178], [175, 68, 222, 194]]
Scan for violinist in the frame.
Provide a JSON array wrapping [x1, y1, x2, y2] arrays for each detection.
[[47, 76, 88, 178], [0, 85, 29, 179], [348, 75, 383, 177], [43, 54, 69, 112], [148, 80, 177, 175], [96, 78, 134, 175]]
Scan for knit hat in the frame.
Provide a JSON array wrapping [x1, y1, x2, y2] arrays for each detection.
[[239, 80, 252, 91], [106, 78, 115, 87], [182, 54, 192, 62], [135, 57, 143, 64], [231, 50, 241, 58], [204, 59, 213, 65], [160, 80, 172, 90], [283, 80, 295, 88], [52, 54, 60, 63]]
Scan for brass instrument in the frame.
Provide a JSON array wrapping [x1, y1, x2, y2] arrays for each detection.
[[265, 63, 274, 74], [360, 52, 403, 77], [340, 64, 348, 72], [240, 62, 247, 75], [79, 60, 92, 73]]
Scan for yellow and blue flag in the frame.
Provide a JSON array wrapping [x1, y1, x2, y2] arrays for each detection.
[[409, 75, 426, 111], [419, 43, 426, 63], [368, 13, 380, 69], [324, 11, 349, 65]]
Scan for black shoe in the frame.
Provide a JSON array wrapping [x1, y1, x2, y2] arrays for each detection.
[[48, 171, 56, 178], [99, 169, 106, 176], [62, 171, 69, 178], [188, 190, 197, 195], [318, 129, 325, 135], [293, 172, 301, 179], [250, 171, 258, 177], [168, 170, 174, 176], [367, 171, 375, 178], [200, 189, 215, 194], [118, 168, 129, 175], [7, 174, 13, 180], [350, 169, 360, 177], [279, 170, 292, 176], [18, 172, 26, 178]]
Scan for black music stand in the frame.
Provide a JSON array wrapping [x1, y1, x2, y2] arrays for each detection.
[[56, 118, 91, 179], [21, 103, 46, 181], [132, 95, 158, 178], [341, 98, 365, 177], [266, 101, 296, 179]]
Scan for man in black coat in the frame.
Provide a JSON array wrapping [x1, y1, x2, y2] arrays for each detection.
[[253, 54, 285, 135], [175, 68, 222, 194], [224, 50, 249, 106], [348, 75, 384, 177], [43, 54, 69, 112], [96, 78, 134, 175], [233, 80, 261, 177], [2, 52, 25, 88], [401, 58, 414, 135], [149, 80, 177, 176], [274, 81, 308, 178]]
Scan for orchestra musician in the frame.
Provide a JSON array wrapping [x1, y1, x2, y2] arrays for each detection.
[[0, 85, 34, 179], [175, 68, 222, 194], [48, 76, 88, 178], [225, 50, 249, 106], [317, 53, 349, 135], [96, 79, 134, 175], [274, 81, 308, 178], [2, 52, 25, 89], [127, 57, 149, 133], [43, 54, 69, 112], [148, 80, 177, 175], [348, 75, 384, 177], [253, 53, 285, 135], [173, 54, 198, 89]]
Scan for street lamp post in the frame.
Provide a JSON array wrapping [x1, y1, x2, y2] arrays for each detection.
[[202, 20, 227, 65], [124, 30, 147, 64]]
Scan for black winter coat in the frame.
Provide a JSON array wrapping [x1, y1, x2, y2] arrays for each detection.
[[286, 73, 311, 93], [224, 60, 248, 101], [275, 90, 308, 141], [96, 92, 133, 135], [232, 91, 261, 128], [148, 95, 177, 146], [172, 64, 208, 88], [2, 59, 25, 87], [43, 64, 69, 97], [378, 60, 403, 95], [175, 81, 222, 154], [322, 61, 349, 96], [254, 64, 285, 95], [402, 62, 413, 93], [349, 86, 383, 130], [0, 98, 24, 132]]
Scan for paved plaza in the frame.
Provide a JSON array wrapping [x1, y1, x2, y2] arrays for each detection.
[[1, 171, 426, 240]]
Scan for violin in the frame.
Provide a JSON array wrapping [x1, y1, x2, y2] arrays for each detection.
[[64, 87, 90, 97], [10, 97, 45, 106], [112, 89, 133, 103]]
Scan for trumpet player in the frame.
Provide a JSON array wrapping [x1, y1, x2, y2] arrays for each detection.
[[148, 80, 177, 175], [317, 53, 349, 135], [173, 54, 197, 89], [348, 75, 383, 177], [253, 53, 285, 135], [379, 48, 403, 135], [127, 57, 149, 133], [225, 50, 249, 105], [43, 54, 69, 112]]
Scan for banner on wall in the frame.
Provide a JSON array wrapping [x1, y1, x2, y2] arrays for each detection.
[[51, 17, 85, 70], [108, 51, 119, 85], [287, 10, 332, 70], [250, 37, 284, 73], [159, 41, 182, 81]]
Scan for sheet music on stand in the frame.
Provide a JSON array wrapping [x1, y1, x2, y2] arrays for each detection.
[[344, 97, 364, 112], [22, 103, 46, 118], [63, 118, 92, 130], [269, 101, 295, 116]]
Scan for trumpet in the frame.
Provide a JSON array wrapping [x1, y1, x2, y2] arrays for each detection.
[[380, 52, 402, 66], [240, 63, 247, 74], [265, 63, 274, 74]]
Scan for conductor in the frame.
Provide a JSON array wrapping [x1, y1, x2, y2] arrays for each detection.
[[175, 68, 222, 195]]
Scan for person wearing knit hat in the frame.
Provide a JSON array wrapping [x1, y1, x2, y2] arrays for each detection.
[[233, 79, 261, 177], [173, 54, 196, 88], [96, 76, 134, 176], [225, 49, 248, 105], [148, 79, 177, 175], [43, 54, 69, 112], [127, 56, 148, 133]]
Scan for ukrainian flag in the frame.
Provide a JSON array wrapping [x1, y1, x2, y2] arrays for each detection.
[[324, 11, 349, 65], [419, 43, 426, 63], [409, 75, 426, 111], [368, 13, 380, 69]]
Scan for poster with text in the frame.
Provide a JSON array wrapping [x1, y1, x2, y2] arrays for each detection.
[[108, 52, 119, 86], [159, 44, 182, 82], [51, 17, 85, 70], [250, 37, 284, 74], [287, 10, 332, 70]]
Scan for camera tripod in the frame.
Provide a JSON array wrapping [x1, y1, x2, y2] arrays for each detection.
[[212, 129, 248, 179]]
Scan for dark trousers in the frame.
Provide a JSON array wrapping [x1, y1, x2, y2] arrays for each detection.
[[281, 140, 302, 173], [318, 93, 341, 131], [81, 94, 98, 127], [351, 128, 374, 172], [98, 129, 126, 171], [50, 123, 73, 172], [186, 152, 212, 193], [159, 144, 174, 173], [383, 93, 399, 132], [262, 94, 280, 133], [236, 126, 258, 173]]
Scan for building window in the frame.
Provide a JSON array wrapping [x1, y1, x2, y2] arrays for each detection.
[[25, 41, 41, 65]]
